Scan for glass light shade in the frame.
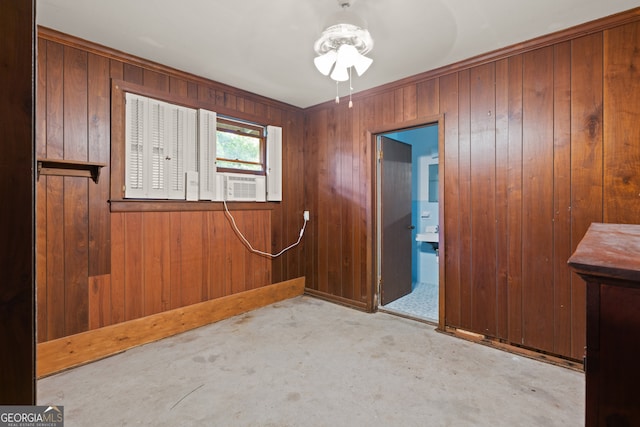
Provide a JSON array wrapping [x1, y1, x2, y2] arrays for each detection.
[[335, 44, 359, 69], [353, 53, 373, 76], [330, 65, 349, 82], [313, 50, 337, 76]]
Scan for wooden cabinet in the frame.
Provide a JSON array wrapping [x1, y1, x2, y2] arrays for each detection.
[[568, 223, 640, 427]]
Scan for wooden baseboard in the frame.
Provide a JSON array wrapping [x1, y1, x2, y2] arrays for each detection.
[[304, 288, 369, 311], [37, 277, 305, 378], [441, 326, 584, 372]]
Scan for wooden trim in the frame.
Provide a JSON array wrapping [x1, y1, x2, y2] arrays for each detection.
[[304, 288, 369, 311], [305, 6, 640, 112], [441, 326, 584, 372], [37, 277, 305, 378], [109, 200, 277, 213]]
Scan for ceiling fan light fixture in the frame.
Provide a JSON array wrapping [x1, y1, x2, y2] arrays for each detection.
[[313, 0, 374, 107], [330, 64, 350, 82], [353, 53, 373, 76], [314, 50, 338, 76]]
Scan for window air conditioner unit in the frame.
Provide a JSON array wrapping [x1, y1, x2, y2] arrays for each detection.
[[223, 173, 266, 202]]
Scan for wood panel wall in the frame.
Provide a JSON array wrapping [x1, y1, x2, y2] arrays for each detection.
[[304, 11, 640, 360], [0, 0, 35, 404], [36, 28, 305, 342]]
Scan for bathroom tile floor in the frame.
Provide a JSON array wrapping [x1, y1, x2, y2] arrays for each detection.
[[383, 282, 438, 322]]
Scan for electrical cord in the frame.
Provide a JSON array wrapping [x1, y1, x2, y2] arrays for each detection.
[[223, 200, 307, 258]]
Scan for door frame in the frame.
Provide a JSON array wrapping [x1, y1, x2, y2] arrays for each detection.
[[369, 115, 445, 331]]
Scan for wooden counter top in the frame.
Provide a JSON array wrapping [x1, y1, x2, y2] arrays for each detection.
[[568, 223, 640, 283]]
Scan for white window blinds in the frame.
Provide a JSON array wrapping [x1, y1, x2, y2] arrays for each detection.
[[125, 93, 196, 199], [266, 125, 282, 202], [198, 108, 217, 201]]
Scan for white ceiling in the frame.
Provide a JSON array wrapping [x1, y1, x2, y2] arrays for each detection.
[[37, 0, 638, 108]]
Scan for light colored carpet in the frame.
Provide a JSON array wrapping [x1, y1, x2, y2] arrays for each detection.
[[38, 295, 584, 426]]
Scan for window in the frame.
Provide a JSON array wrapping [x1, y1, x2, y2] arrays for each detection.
[[125, 92, 197, 199], [123, 91, 282, 203], [216, 117, 265, 174]]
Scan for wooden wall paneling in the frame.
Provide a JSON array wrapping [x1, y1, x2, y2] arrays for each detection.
[[457, 69, 473, 330], [552, 42, 573, 356], [236, 96, 246, 113], [521, 47, 555, 353], [62, 46, 89, 336], [229, 210, 248, 295], [570, 33, 603, 359], [88, 274, 111, 329], [380, 91, 395, 125], [180, 211, 205, 305], [88, 52, 111, 276], [469, 63, 497, 336], [284, 110, 306, 281], [302, 114, 315, 290], [243, 98, 256, 116], [63, 176, 89, 336], [315, 109, 329, 294], [494, 59, 510, 340], [225, 93, 237, 110], [359, 97, 375, 305], [214, 89, 225, 107], [350, 103, 364, 304], [604, 22, 640, 224], [439, 73, 461, 327], [123, 63, 143, 85], [197, 85, 216, 107], [417, 78, 440, 118], [241, 210, 256, 290], [256, 211, 272, 288], [327, 108, 343, 297], [340, 104, 354, 300], [506, 54, 524, 344], [394, 88, 405, 123], [169, 211, 182, 308], [45, 176, 65, 340], [403, 84, 418, 122], [202, 210, 213, 298], [110, 212, 126, 324], [46, 40, 64, 159], [36, 37, 48, 342], [0, 0, 35, 402], [324, 105, 348, 296], [187, 81, 198, 100], [169, 76, 189, 98], [144, 69, 169, 92], [220, 210, 235, 297], [110, 58, 124, 81], [143, 212, 171, 316], [208, 211, 227, 299], [124, 212, 144, 320]]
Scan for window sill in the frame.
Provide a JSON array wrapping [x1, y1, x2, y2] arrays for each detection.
[[109, 199, 277, 213]]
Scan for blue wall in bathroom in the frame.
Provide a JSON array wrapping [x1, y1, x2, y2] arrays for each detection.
[[384, 125, 439, 287]]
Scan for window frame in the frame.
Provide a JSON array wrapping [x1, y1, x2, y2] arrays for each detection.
[[110, 79, 281, 212], [215, 116, 267, 176]]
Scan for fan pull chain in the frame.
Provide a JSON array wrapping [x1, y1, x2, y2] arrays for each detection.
[[335, 80, 340, 104], [349, 67, 353, 108]]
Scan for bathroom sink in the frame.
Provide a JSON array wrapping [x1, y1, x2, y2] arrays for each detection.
[[416, 232, 439, 243]]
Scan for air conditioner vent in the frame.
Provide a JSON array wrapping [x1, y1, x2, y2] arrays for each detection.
[[223, 173, 266, 202]]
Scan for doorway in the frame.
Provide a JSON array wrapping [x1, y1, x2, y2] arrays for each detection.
[[377, 124, 440, 323]]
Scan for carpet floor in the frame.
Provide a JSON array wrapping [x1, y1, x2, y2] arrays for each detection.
[[38, 295, 584, 426]]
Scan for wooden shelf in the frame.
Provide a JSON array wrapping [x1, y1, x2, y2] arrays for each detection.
[[37, 158, 106, 183]]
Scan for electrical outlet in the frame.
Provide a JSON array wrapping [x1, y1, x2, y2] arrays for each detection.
[[303, 210, 310, 221]]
